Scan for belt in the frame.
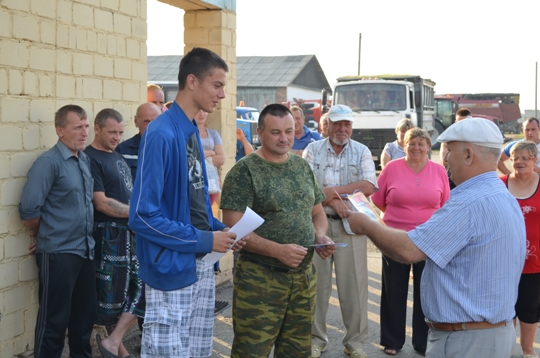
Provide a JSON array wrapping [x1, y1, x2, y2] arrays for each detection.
[[326, 214, 341, 220], [243, 256, 305, 274], [425, 319, 508, 331]]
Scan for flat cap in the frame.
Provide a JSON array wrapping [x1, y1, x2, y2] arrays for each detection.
[[437, 117, 503, 149]]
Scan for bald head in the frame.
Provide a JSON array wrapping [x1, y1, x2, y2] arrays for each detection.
[[135, 103, 160, 135], [147, 84, 165, 112]]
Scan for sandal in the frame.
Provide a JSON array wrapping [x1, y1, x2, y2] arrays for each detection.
[[96, 334, 119, 358], [383, 347, 398, 355]]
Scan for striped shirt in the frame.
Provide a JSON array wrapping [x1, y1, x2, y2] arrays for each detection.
[[408, 171, 526, 323]]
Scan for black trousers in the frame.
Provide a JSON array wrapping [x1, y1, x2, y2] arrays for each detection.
[[34, 253, 96, 358], [379, 256, 428, 352]]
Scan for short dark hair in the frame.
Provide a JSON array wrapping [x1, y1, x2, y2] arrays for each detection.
[[456, 107, 471, 118], [55, 105, 87, 127], [258, 104, 292, 131], [523, 117, 539, 127], [94, 108, 123, 128], [177, 47, 228, 90]]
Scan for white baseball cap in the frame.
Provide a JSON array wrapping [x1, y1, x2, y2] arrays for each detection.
[[327, 105, 354, 122]]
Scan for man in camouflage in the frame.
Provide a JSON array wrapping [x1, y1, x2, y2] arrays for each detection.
[[220, 103, 335, 358]]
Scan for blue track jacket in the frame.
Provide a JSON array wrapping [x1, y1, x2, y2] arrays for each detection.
[[129, 102, 226, 291]]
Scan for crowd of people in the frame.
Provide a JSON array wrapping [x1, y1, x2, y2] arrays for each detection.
[[17, 46, 539, 358]]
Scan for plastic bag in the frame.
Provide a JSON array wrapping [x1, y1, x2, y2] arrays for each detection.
[[205, 157, 221, 194]]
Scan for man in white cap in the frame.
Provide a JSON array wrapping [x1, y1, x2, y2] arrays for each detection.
[[346, 117, 526, 358], [304, 104, 377, 358]]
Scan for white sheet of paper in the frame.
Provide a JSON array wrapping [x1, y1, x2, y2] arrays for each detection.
[[202, 207, 264, 264]]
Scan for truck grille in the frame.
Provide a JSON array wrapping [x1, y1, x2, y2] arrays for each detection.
[[351, 129, 395, 157]]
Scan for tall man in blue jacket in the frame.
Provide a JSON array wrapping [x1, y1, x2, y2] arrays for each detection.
[[129, 47, 238, 358]]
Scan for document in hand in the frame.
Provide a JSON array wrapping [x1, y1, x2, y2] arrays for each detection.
[[337, 191, 384, 235], [346, 192, 384, 224], [202, 207, 264, 264]]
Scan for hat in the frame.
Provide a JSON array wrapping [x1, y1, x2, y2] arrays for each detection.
[[437, 117, 503, 149], [327, 104, 354, 122]]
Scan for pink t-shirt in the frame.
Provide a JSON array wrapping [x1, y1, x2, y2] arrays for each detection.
[[371, 158, 450, 231]]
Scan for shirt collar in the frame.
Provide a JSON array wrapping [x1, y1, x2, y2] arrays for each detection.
[[56, 140, 80, 160], [452, 171, 498, 193]]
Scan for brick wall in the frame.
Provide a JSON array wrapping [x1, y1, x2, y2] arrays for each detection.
[[0, 0, 147, 355]]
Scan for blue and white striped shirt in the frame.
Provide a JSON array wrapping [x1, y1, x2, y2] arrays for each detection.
[[408, 171, 526, 323]]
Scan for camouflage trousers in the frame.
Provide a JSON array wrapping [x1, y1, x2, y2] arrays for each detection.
[[231, 255, 316, 358]]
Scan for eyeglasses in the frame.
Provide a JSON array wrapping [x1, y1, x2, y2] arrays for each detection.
[[510, 156, 537, 162]]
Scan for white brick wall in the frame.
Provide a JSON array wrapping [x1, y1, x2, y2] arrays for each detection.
[[0, 1, 149, 354], [0, 2, 237, 355]]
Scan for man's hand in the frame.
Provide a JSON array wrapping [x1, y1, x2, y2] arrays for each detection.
[[24, 221, 39, 255], [28, 241, 37, 255], [236, 128, 246, 140], [314, 236, 336, 259], [345, 210, 371, 235], [276, 244, 308, 268], [212, 231, 236, 253], [327, 198, 350, 218]]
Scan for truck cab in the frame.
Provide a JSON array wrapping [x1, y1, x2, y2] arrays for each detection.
[[326, 75, 436, 167], [236, 106, 260, 149]]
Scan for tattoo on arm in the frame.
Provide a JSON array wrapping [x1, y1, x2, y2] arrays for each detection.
[[108, 200, 129, 217]]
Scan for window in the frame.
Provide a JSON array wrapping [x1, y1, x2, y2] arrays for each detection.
[[334, 84, 407, 111]]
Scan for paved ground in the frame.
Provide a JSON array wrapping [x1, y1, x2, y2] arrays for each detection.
[[85, 145, 537, 357], [103, 241, 539, 358]]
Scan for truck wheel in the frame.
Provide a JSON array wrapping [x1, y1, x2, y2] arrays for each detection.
[[431, 122, 444, 150]]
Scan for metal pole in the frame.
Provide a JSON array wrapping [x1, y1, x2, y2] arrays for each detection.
[[358, 33, 362, 76], [535, 61, 538, 118]]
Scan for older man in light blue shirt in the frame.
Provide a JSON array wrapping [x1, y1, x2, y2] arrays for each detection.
[[347, 117, 526, 358]]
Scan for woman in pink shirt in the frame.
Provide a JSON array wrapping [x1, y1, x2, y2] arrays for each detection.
[[371, 128, 450, 356]]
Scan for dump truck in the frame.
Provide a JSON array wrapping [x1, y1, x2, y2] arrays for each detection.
[[322, 74, 436, 167]]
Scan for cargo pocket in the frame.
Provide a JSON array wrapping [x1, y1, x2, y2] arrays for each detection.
[[141, 308, 190, 356]]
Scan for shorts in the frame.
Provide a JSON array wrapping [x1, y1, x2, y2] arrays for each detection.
[[94, 221, 145, 325], [141, 259, 215, 358], [515, 272, 540, 323]]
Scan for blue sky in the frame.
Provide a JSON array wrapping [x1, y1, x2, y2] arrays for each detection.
[[147, 0, 540, 112]]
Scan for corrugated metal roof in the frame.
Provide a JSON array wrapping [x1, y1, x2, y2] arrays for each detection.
[[147, 55, 329, 89]]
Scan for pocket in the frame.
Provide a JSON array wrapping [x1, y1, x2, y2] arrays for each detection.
[[348, 165, 360, 182], [142, 308, 190, 356]]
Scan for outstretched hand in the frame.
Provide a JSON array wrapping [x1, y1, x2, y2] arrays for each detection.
[[344, 210, 369, 235]]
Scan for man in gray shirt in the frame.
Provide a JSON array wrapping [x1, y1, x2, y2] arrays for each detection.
[[19, 105, 95, 358]]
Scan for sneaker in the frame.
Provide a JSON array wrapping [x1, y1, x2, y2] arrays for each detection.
[[311, 345, 327, 357], [344, 346, 368, 358]]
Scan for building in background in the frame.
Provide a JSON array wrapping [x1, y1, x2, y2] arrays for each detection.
[[148, 54, 331, 111]]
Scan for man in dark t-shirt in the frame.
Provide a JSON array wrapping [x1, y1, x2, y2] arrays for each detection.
[[84, 108, 144, 358]]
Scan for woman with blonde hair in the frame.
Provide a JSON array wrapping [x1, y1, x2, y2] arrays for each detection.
[[381, 118, 415, 168], [195, 110, 225, 205], [371, 127, 450, 355], [500, 141, 540, 358]]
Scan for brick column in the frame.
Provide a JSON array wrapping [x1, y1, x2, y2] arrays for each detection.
[[184, 9, 237, 285]]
